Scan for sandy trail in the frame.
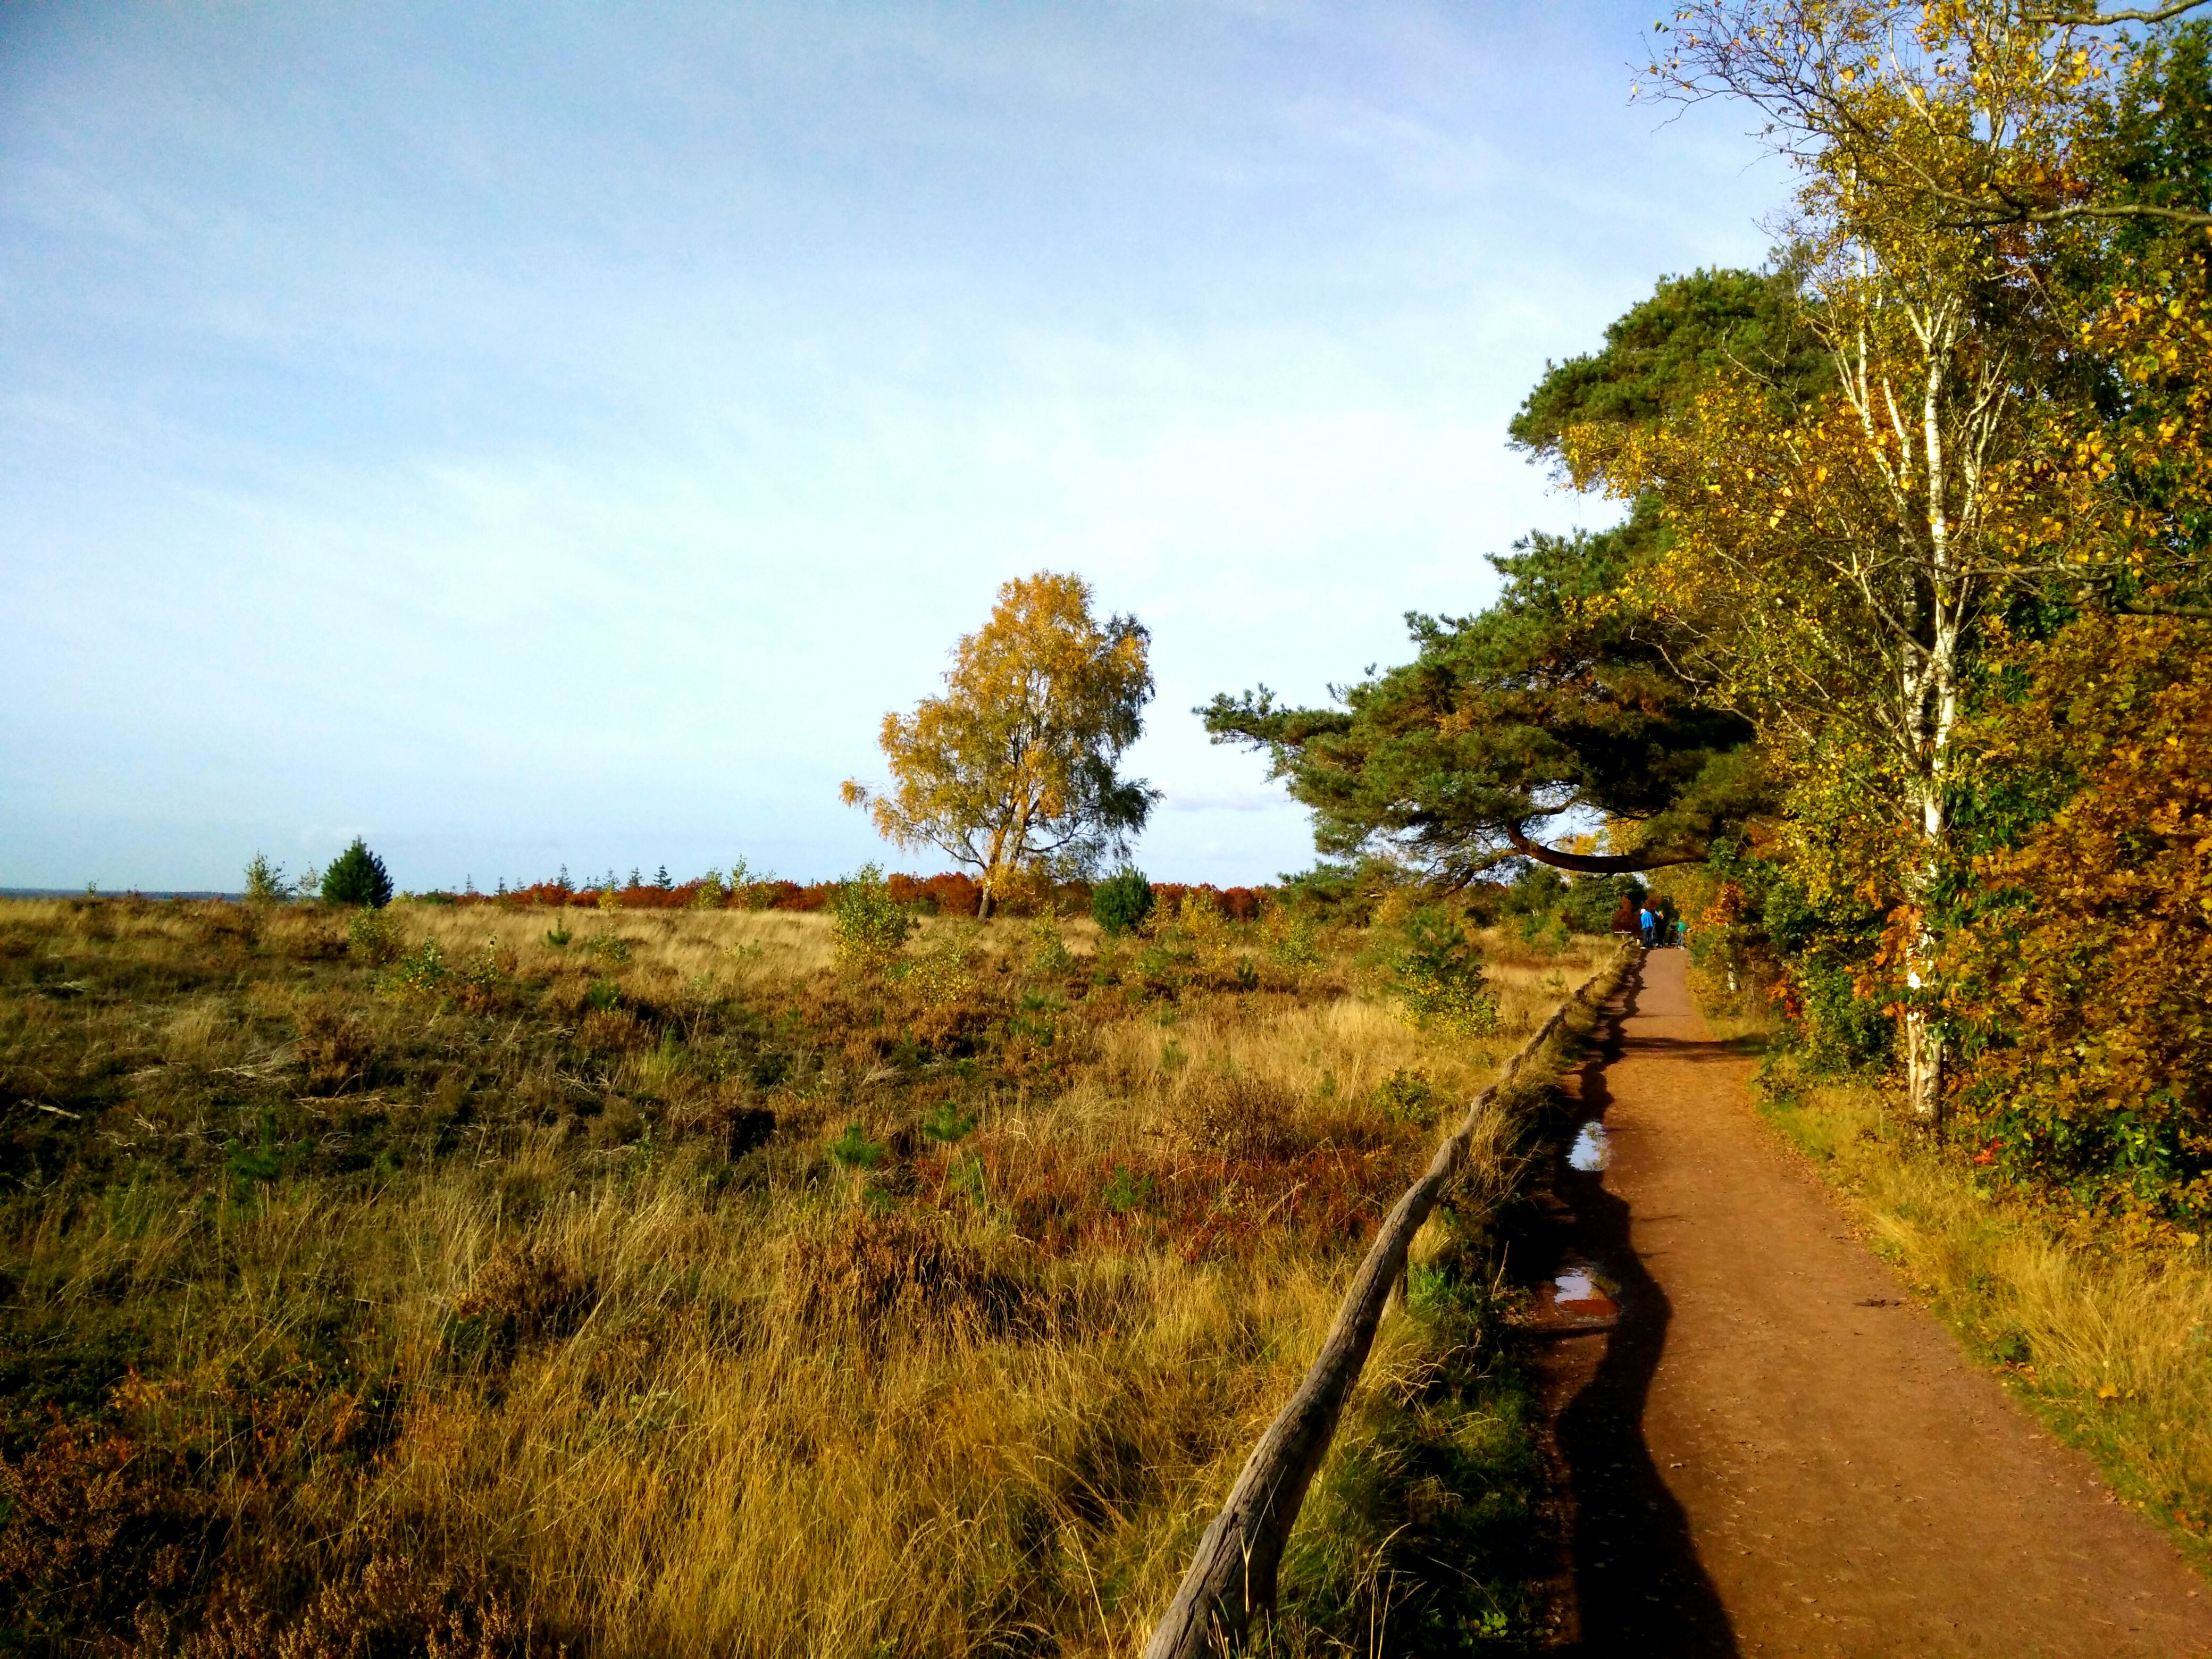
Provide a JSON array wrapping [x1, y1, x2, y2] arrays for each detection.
[[1529, 949, 2212, 1656]]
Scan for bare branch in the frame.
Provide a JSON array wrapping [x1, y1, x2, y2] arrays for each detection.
[[2023, 0, 2212, 23], [2114, 598, 2212, 621]]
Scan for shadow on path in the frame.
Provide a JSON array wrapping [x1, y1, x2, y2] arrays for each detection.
[[1532, 958, 1738, 1655]]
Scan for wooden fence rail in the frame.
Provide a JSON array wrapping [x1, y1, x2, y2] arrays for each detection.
[[1140, 945, 1635, 1659]]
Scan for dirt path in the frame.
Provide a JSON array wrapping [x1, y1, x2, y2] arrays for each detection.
[[1528, 949, 2212, 1656]]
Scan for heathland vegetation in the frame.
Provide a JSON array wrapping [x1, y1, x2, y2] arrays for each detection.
[[0, 873, 1615, 1654]]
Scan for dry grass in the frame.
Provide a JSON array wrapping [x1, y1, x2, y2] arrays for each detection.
[[0, 895, 1604, 1655]]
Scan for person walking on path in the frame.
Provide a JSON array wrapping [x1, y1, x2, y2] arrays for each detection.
[[1637, 903, 1657, 949]]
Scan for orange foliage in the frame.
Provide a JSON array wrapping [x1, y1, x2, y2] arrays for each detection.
[[1946, 613, 2212, 1227]]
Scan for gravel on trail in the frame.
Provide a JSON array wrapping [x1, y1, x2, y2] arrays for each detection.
[[1527, 948, 2212, 1656]]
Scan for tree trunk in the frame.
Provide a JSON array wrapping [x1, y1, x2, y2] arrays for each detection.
[[1904, 996, 1945, 1130], [977, 817, 1011, 921], [1901, 773, 1950, 1133]]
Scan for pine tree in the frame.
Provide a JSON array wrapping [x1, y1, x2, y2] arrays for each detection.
[[321, 839, 394, 909]]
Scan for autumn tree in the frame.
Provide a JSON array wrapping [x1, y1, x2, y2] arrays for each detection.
[[1541, 1, 2207, 1124], [1649, 0, 2212, 238], [843, 572, 1158, 918], [1942, 611, 2212, 1232]]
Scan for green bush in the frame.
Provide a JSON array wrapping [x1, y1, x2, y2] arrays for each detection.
[[376, 940, 448, 999], [1559, 872, 1644, 935], [581, 932, 633, 965], [242, 851, 290, 905], [347, 907, 404, 967], [322, 838, 394, 908], [827, 1121, 887, 1169], [1091, 867, 1154, 935], [830, 864, 917, 976], [1373, 1067, 1439, 1126], [1390, 908, 1497, 1038], [922, 1103, 977, 1144], [1261, 901, 1322, 971], [1027, 918, 1075, 976]]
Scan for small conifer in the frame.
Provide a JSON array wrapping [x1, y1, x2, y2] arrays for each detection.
[[1091, 867, 1154, 935], [321, 838, 395, 909]]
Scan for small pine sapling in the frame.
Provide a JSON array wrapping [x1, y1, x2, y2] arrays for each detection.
[[1091, 867, 1153, 935], [321, 839, 394, 909], [921, 1102, 977, 1145], [827, 1121, 887, 1169]]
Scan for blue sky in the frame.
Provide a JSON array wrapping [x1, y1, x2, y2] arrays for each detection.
[[1, 2, 1786, 892]]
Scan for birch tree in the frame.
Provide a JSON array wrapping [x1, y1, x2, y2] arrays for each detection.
[[1560, 0, 2191, 1124], [1565, 269, 2049, 1124], [842, 573, 1158, 918]]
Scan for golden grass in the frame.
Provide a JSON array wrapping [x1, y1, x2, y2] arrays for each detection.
[[0, 896, 1605, 1655]]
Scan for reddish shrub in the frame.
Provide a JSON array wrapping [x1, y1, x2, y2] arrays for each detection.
[[886, 872, 984, 915]]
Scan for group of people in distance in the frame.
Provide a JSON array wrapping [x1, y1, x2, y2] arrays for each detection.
[[1610, 893, 1684, 950], [1636, 902, 1681, 950]]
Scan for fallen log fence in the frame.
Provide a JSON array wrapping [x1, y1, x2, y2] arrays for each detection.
[[1141, 944, 1635, 1659]]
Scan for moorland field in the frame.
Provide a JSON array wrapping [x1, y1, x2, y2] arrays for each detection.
[[0, 890, 1607, 1655]]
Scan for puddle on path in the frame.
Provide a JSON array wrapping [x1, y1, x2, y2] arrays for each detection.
[[1568, 1120, 1612, 1172], [1538, 1259, 1622, 1327]]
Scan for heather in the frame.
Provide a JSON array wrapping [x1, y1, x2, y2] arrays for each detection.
[[0, 892, 1602, 1654]]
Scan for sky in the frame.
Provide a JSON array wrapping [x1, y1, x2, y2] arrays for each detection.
[[1, 1, 1789, 893]]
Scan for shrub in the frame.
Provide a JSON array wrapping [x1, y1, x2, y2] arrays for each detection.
[[321, 839, 394, 908], [579, 1006, 646, 1052], [922, 1102, 977, 1144], [242, 851, 289, 905], [376, 940, 448, 999], [581, 931, 633, 965], [1262, 902, 1322, 971], [887, 872, 985, 916], [454, 938, 518, 1012], [447, 1240, 593, 1364], [904, 939, 976, 1006], [295, 1003, 374, 1093], [1092, 867, 1153, 935], [1027, 918, 1075, 976], [827, 1121, 888, 1169], [1559, 873, 1645, 936], [1171, 891, 1233, 970], [792, 1211, 1022, 1343], [1103, 1166, 1160, 1214], [830, 864, 917, 976], [1390, 908, 1497, 1038], [1373, 1067, 1439, 1126], [347, 907, 403, 967]]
